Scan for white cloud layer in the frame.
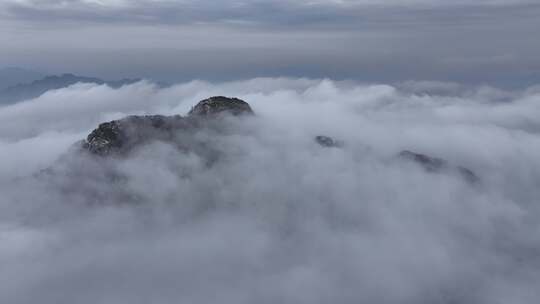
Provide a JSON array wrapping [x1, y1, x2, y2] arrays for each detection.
[[1, 78, 540, 303]]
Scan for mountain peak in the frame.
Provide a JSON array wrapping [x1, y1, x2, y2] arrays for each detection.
[[188, 96, 254, 117], [81, 97, 254, 156]]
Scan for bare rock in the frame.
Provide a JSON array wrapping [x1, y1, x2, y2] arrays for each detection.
[[188, 96, 254, 117], [81, 97, 253, 156]]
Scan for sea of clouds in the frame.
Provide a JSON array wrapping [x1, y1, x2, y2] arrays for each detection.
[[1, 78, 539, 303]]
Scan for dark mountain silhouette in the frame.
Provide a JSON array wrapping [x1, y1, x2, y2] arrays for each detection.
[[0, 73, 140, 105]]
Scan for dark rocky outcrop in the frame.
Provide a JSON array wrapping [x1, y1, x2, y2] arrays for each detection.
[[82, 115, 187, 156], [81, 96, 253, 156], [399, 150, 479, 183], [315, 135, 343, 148], [188, 96, 254, 116]]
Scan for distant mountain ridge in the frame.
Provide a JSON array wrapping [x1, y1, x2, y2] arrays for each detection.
[[0, 73, 141, 105], [0, 67, 45, 90]]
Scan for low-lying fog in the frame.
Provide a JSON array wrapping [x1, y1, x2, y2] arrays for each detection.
[[1, 78, 539, 303]]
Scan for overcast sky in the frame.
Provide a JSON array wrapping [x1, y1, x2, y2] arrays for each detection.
[[1, 0, 539, 86]]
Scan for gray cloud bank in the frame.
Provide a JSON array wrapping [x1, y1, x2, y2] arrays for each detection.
[[1, 1, 539, 86], [1, 78, 540, 303], [2, 1, 539, 27]]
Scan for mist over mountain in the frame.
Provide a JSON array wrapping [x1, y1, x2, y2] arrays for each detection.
[[0, 73, 140, 105], [1, 78, 539, 304]]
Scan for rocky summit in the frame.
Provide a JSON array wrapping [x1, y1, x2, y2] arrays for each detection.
[[188, 96, 254, 116], [81, 96, 253, 156], [82, 114, 187, 156]]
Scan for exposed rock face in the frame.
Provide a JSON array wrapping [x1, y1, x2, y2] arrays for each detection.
[[399, 150, 479, 183], [82, 115, 187, 156], [82, 96, 253, 156], [315, 135, 343, 148], [188, 96, 254, 116]]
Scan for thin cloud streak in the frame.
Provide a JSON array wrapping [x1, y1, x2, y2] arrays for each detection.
[[2, 0, 540, 27]]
